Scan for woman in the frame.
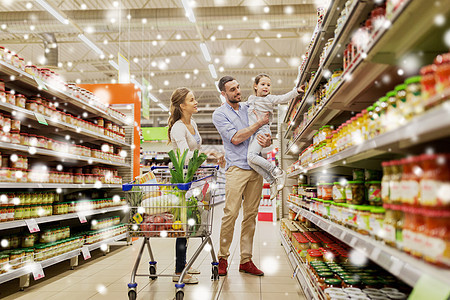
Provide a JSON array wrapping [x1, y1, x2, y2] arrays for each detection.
[[167, 87, 202, 284]]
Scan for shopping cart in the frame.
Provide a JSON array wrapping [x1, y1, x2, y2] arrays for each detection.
[[122, 166, 220, 300]]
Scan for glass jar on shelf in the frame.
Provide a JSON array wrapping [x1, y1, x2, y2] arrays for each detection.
[[367, 181, 382, 206], [395, 83, 407, 127], [389, 160, 402, 205], [333, 182, 347, 203], [346, 181, 365, 205], [420, 64, 436, 104], [435, 53, 450, 95], [423, 208, 450, 267], [383, 205, 397, 247], [9, 250, 24, 269], [420, 153, 450, 208]]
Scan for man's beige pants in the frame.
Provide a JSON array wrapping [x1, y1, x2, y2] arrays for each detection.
[[218, 166, 263, 264]]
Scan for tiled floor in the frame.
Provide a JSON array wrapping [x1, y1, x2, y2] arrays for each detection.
[[0, 204, 306, 300]]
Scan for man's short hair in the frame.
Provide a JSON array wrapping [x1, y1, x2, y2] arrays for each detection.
[[218, 76, 236, 92]]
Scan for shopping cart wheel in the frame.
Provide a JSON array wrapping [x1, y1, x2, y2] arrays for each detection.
[[128, 290, 137, 300], [212, 266, 219, 280], [176, 290, 184, 300], [149, 265, 157, 280]]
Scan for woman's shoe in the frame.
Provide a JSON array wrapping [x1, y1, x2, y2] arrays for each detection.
[[172, 273, 199, 284], [187, 267, 201, 274]]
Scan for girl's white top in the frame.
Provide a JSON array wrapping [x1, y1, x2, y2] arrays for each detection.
[[247, 88, 300, 126], [170, 119, 202, 160]]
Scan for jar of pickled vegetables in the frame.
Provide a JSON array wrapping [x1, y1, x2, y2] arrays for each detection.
[[369, 206, 385, 239], [333, 182, 346, 203], [378, 97, 388, 134], [366, 106, 376, 139], [395, 84, 407, 126], [23, 248, 34, 264], [368, 181, 381, 206], [405, 75, 423, 119], [10, 250, 24, 269], [389, 160, 402, 205], [346, 181, 365, 205], [385, 90, 398, 132], [0, 254, 8, 274], [322, 183, 333, 200]]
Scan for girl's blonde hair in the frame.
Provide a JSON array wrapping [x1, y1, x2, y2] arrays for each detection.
[[253, 73, 271, 94], [167, 87, 192, 143]]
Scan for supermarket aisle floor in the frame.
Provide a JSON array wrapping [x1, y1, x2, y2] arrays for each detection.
[[2, 204, 306, 300]]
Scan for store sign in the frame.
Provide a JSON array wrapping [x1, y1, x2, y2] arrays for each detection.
[[118, 53, 130, 83], [81, 246, 91, 260], [77, 212, 87, 223], [31, 263, 45, 280], [32, 76, 47, 90], [25, 219, 40, 233], [142, 78, 150, 120], [34, 113, 48, 125]]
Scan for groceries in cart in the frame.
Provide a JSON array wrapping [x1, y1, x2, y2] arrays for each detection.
[[127, 149, 211, 238]]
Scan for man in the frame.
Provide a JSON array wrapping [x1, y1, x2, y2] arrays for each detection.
[[212, 75, 271, 276]]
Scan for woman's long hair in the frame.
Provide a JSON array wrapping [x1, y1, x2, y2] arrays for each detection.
[[167, 87, 192, 143]]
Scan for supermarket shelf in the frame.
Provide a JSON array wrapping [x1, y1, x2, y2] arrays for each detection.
[[0, 248, 81, 285], [0, 206, 127, 231], [39, 248, 82, 269], [285, 0, 450, 153], [0, 141, 130, 167], [279, 230, 325, 300], [0, 102, 130, 147], [85, 232, 128, 251], [284, 0, 364, 137], [287, 102, 450, 176], [0, 232, 127, 285], [0, 183, 122, 189], [0, 61, 127, 126], [288, 203, 450, 287], [283, 0, 346, 124]]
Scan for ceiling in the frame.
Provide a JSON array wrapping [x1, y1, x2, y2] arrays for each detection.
[[0, 0, 319, 144]]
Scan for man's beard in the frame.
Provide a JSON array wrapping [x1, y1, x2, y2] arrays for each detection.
[[228, 99, 240, 104]]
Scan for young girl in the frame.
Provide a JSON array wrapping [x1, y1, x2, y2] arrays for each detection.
[[247, 74, 304, 199]]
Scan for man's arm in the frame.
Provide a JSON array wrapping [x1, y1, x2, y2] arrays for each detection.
[[230, 111, 269, 145]]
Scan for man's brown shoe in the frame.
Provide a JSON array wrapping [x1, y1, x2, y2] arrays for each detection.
[[239, 260, 264, 276]]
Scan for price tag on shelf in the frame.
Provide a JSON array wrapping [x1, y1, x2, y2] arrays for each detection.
[[389, 257, 403, 276], [31, 263, 45, 280], [371, 247, 381, 260], [340, 231, 346, 240], [350, 237, 357, 247], [409, 274, 450, 300], [77, 212, 87, 223], [34, 112, 48, 125], [25, 219, 40, 233], [32, 76, 48, 90], [81, 246, 91, 260]]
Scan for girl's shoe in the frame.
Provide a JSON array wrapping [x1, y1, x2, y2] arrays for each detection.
[[275, 170, 287, 191], [270, 183, 278, 200]]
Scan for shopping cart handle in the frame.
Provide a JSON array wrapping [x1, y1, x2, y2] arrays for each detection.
[[122, 181, 192, 191], [150, 165, 219, 170]]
